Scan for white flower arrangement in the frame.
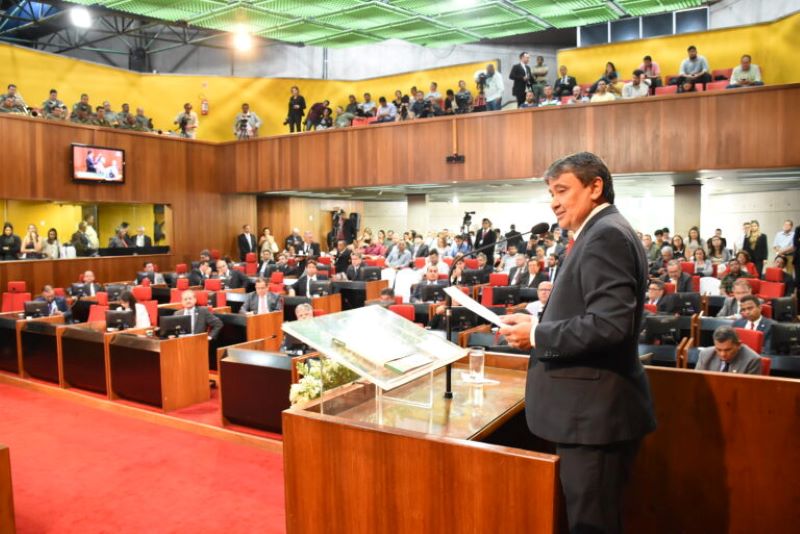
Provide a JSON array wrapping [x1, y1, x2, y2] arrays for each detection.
[[290, 358, 360, 405]]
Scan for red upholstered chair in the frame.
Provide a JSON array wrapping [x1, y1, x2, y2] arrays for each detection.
[[87, 304, 108, 323], [214, 291, 227, 308], [317, 256, 332, 265], [438, 274, 448, 281], [175, 263, 188, 274], [131, 286, 152, 302], [464, 258, 479, 269], [364, 258, 378, 266], [680, 262, 695, 275], [712, 67, 733, 80], [711, 263, 718, 277], [705, 81, 728, 91], [194, 290, 209, 307], [268, 283, 285, 294], [95, 292, 109, 306], [644, 304, 657, 314], [204, 278, 222, 291], [761, 304, 773, 319], [745, 263, 758, 276], [655, 85, 677, 96], [489, 273, 508, 287], [735, 327, 764, 354], [313, 309, 327, 317], [140, 277, 151, 287], [7, 281, 26, 292], [480, 286, 494, 307], [745, 278, 760, 294], [170, 288, 182, 303], [233, 264, 245, 273], [692, 276, 701, 293], [664, 283, 676, 294], [53, 288, 66, 297], [758, 281, 785, 300], [176, 278, 190, 290], [2, 292, 31, 312], [245, 252, 257, 263], [414, 257, 426, 269], [389, 304, 415, 322], [142, 300, 158, 326], [443, 257, 453, 267], [374, 257, 386, 268], [210, 249, 221, 260], [694, 84, 705, 92], [245, 262, 257, 276], [287, 258, 297, 268], [759, 357, 771, 376], [269, 272, 284, 284], [765, 267, 784, 283]]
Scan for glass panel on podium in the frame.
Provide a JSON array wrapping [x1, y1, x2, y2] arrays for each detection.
[[283, 305, 467, 413]]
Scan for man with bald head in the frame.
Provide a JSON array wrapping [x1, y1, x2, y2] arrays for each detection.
[[215, 259, 249, 289], [77, 270, 103, 297], [133, 226, 152, 248], [175, 289, 222, 340]]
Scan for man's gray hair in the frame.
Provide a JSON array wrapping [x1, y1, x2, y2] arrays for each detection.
[[295, 303, 313, 314], [661, 246, 673, 255], [667, 259, 681, 268], [713, 326, 740, 345]]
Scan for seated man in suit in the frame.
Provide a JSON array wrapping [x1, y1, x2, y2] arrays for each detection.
[[410, 235, 429, 259], [240, 277, 282, 315], [553, 65, 577, 97], [332, 240, 352, 277], [291, 260, 328, 297], [525, 281, 552, 319], [519, 257, 549, 289], [133, 226, 152, 248], [475, 252, 493, 284], [425, 249, 449, 276], [256, 249, 274, 278], [507, 254, 528, 286], [661, 260, 692, 293], [645, 279, 673, 314], [141, 261, 165, 285], [411, 266, 448, 303], [215, 260, 249, 290], [346, 251, 368, 281], [733, 295, 775, 353], [375, 288, 396, 308], [188, 260, 213, 287], [696, 325, 761, 374], [174, 289, 223, 341], [281, 303, 314, 353], [35, 285, 72, 322], [108, 227, 130, 248], [299, 231, 321, 258], [717, 278, 754, 319], [77, 270, 103, 297]]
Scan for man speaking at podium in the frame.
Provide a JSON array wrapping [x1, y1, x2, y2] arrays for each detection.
[[500, 152, 655, 533]]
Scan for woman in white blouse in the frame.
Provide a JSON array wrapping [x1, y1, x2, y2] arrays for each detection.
[[41, 228, 61, 259], [118, 291, 151, 328]]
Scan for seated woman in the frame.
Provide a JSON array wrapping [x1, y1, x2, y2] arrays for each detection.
[[589, 61, 618, 93], [117, 291, 151, 329], [692, 248, 713, 277]]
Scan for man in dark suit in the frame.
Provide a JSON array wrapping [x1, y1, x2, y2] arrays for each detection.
[[332, 240, 352, 276], [509, 51, 533, 107], [132, 226, 153, 248], [519, 257, 549, 289], [474, 252, 493, 284], [285, 228, 303, 252], [505, 224, 524, 251], [410, 235, 429, 259], [175, 290, 222, 339], [474, 218, 497, 265], [188, 260, 213, 287], [553, 65, 578, 97], [661, 260, 693, 293], [237, 224, 258, 262], [545, 253, 560, 283], [77, 270, 103, 297], [645, 279, 673, 314], [500, 152, 656, 534], [346, 252, 367, 281], [299, 231, 321, 257], [696, 326, 761, 374], [411, 266, 448, 303], [291, 260, 328, 297], [733, 295, 775, 353], [35, 285, 72, 322], [256, 250, 274, 278], [215, 260, 249, 290], [240, 278, 283, 315], [508, 254, 528, 286]]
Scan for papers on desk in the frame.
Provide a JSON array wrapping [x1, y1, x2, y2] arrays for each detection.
[[444, 286, 505, 328], [385, 354, 433, 374]]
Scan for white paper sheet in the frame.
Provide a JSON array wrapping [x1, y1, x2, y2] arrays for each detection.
[[443, 286, 505, 328]]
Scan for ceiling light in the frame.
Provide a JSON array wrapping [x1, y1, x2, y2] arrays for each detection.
[[70, 6, 92, 28], [233, 28, 253, 52]]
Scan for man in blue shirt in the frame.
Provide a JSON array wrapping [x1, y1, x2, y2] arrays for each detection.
[[677, 45, 711, 87]]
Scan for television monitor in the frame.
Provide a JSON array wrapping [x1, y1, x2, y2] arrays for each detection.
[[419, 284, 446, 303], [24, 300, 50, 318], [136, 272, 155, 285], [461, 269, 483, 286], [770, 324, 800, 356], [642, 315, 680, 345], [450, 305, 506, 331], [104, 284, 125, 301], [771, 297, 797, 323], [159, 314, 193, 338], [361, 266, 381, 281], [310, 281, 332, 297], [492, 286, 520, 307], [72, 144, 125, 184], [670, 292, 701, 316], [519, 287, 538, 303], [70, 283, 87, 297], [105, 309, 135, 330]]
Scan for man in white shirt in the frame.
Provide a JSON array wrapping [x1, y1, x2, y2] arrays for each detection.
[[134, 226, 152, 248], [174, 102, 199, 139], [678, 45, 711, 86], [497, 244, 519, 274], [590, 80, 616, 103], [727, 54, 763, 89], [425, 82, 441, 100], [773, 219, 794, 272], [622, 70, 651, 99], [233, 102, 262, 139], [84, 215, 100, 250], [525, 281, 552, 319], [483, 63, 505, 111], [375, 96, 397, 123]]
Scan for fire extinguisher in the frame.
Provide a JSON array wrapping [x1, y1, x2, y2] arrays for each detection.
[[200, 98, 209, 116]]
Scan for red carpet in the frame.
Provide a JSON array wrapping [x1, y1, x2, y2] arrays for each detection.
[[0, 382, 286, 533]]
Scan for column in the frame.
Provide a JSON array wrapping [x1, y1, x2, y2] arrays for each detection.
[[406, 194, 429, 234], [673, 184, 702, 236]]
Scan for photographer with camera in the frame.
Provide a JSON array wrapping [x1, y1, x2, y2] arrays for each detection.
[[233, 102, 262, 140], [410, 91, 441, 119], [482, 64, 504, 111], [454, 80, 473, 114], [174, 102, 199, 139]]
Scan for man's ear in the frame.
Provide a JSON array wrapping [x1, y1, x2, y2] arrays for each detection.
[[590, 177, 605, 201]]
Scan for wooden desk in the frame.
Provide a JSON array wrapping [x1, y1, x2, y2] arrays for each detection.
[[310, 293, 341, 315], [333, 279, 389, 310], [0, 312, 23, 374], [108, 333, 209, 411], [283, 354, 560, 533], [17, 315, 65, 383], [212, 311, 283, 371], [0, 444, 14, 534]]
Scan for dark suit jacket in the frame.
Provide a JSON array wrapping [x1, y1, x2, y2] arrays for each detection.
[[411, 280, 447, 303], [333, 248, 351, 275], [77, 283, 104, 297], [134, 235, 153, 248], [662, 272, 693, 293], [176, 306, 223, 339], [794, 226, 800, 266], [474, 228, 497, 264], [237, 233, 258, 261], [733, 317, 776, 354], [529, 205, 656, 445], [299, 241, 321, 257], [285, 234, 303, 252], [255, 260, 274, 279], [519, 271, 548, 289], [240, 291, 283, 314], [696, 345, 761, 374], [553, 75, 577, 96], [293, 274, 328, 297], [412, 244, 429, 258], [508, 266, 526, 286], [509, 63, 532, 97], [217, 269, 249, 290], [346, 265, 367, 281], [35, 296, 72, 321], [188, 269, 211, 287]]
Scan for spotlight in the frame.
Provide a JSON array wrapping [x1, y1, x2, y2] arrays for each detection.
[[233, 28, 253, 52], [70, 6, 92, 28]]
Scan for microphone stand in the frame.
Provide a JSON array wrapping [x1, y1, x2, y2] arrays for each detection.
[[443, 224, 549, 399]]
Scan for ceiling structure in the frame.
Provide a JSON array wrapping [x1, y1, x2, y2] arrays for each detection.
[[261, 168, 800, 203], [56, 0, 704, 48]]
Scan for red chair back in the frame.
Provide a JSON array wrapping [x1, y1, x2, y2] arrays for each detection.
[[705, 81, 728, 91], [245, 262, 257, 275], [388, 304, 415, 322], [210, 249, 221, 260], [268, 283, 285, 293], [142, 300, 158, 326], [765, 267, 784, 283], [712, 67, 733, 80], [443, 257, 453, 266], [195, 290, 209, 306], [176, 278, 190, 290], [175, 263, 188, 274], [88, 304, 109, 323], [464, 258, 479, 269], [759, 357, 771, 376], [313, 309, 327, 317], [745, 263, 758, 277], [53, 288, 66, 297], [680, 262, 695, 275], [734, 327, 764, 354], [489, 273, 508, 287], [317, 256, 332, 265], [131, 286, 152, 301], [204, 278, 222, 291], [745, 278, 761, 294], [270, 271, 284, 284], [95, 292, 109, 306], [2, 292, 31, 313], [374, 257, 386, 268], [170, 288, 182, 303], [691, 276, 700, 293], [140, 277, 151, 287], [413, 257, 426, 269], [245, 252, 257, 263], [7, 281, 26, 292], [758, 281, 785, 300], [761, 304, 773, 319], [644, 304, 657, 313], [214, 291, 227, 308], [655, 85, 677, 96], [664, 283, 676, 294], [233, 264, 245, 273], [481, 286, 494, 307]]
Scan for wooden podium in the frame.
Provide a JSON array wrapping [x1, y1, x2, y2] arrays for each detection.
[[282, 353, 560, 533]]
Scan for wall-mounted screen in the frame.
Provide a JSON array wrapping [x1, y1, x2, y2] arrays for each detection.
[[72, 144, 125, 184]]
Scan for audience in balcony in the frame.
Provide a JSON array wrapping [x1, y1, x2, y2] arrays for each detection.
[[1, 222, 21, 261], [375, 97, 397, 123], [622, 70, 651, 99], [589, 61, 618, 94], [531, 55, 549, 88], [678, 45, 711, 88], [553, 65, 577, 97], [590, 80, 615, 102], [538, 85, 561, 106], [483, 63, 504, 111], [639, 55, 662, 89], [286, 85, 305, 133], [359, 92, 376, 116], [519, 91, 537, 108], [727, 54, 763, 89], [566, 85, 589, 104]]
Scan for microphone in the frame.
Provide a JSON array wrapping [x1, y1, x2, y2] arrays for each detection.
[[530, 222, 550, 236]]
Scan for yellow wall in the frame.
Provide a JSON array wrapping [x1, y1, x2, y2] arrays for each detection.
[[0, 41, 494, 142], [558, 12, 800, 85], [97, 204, 170, 247]]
